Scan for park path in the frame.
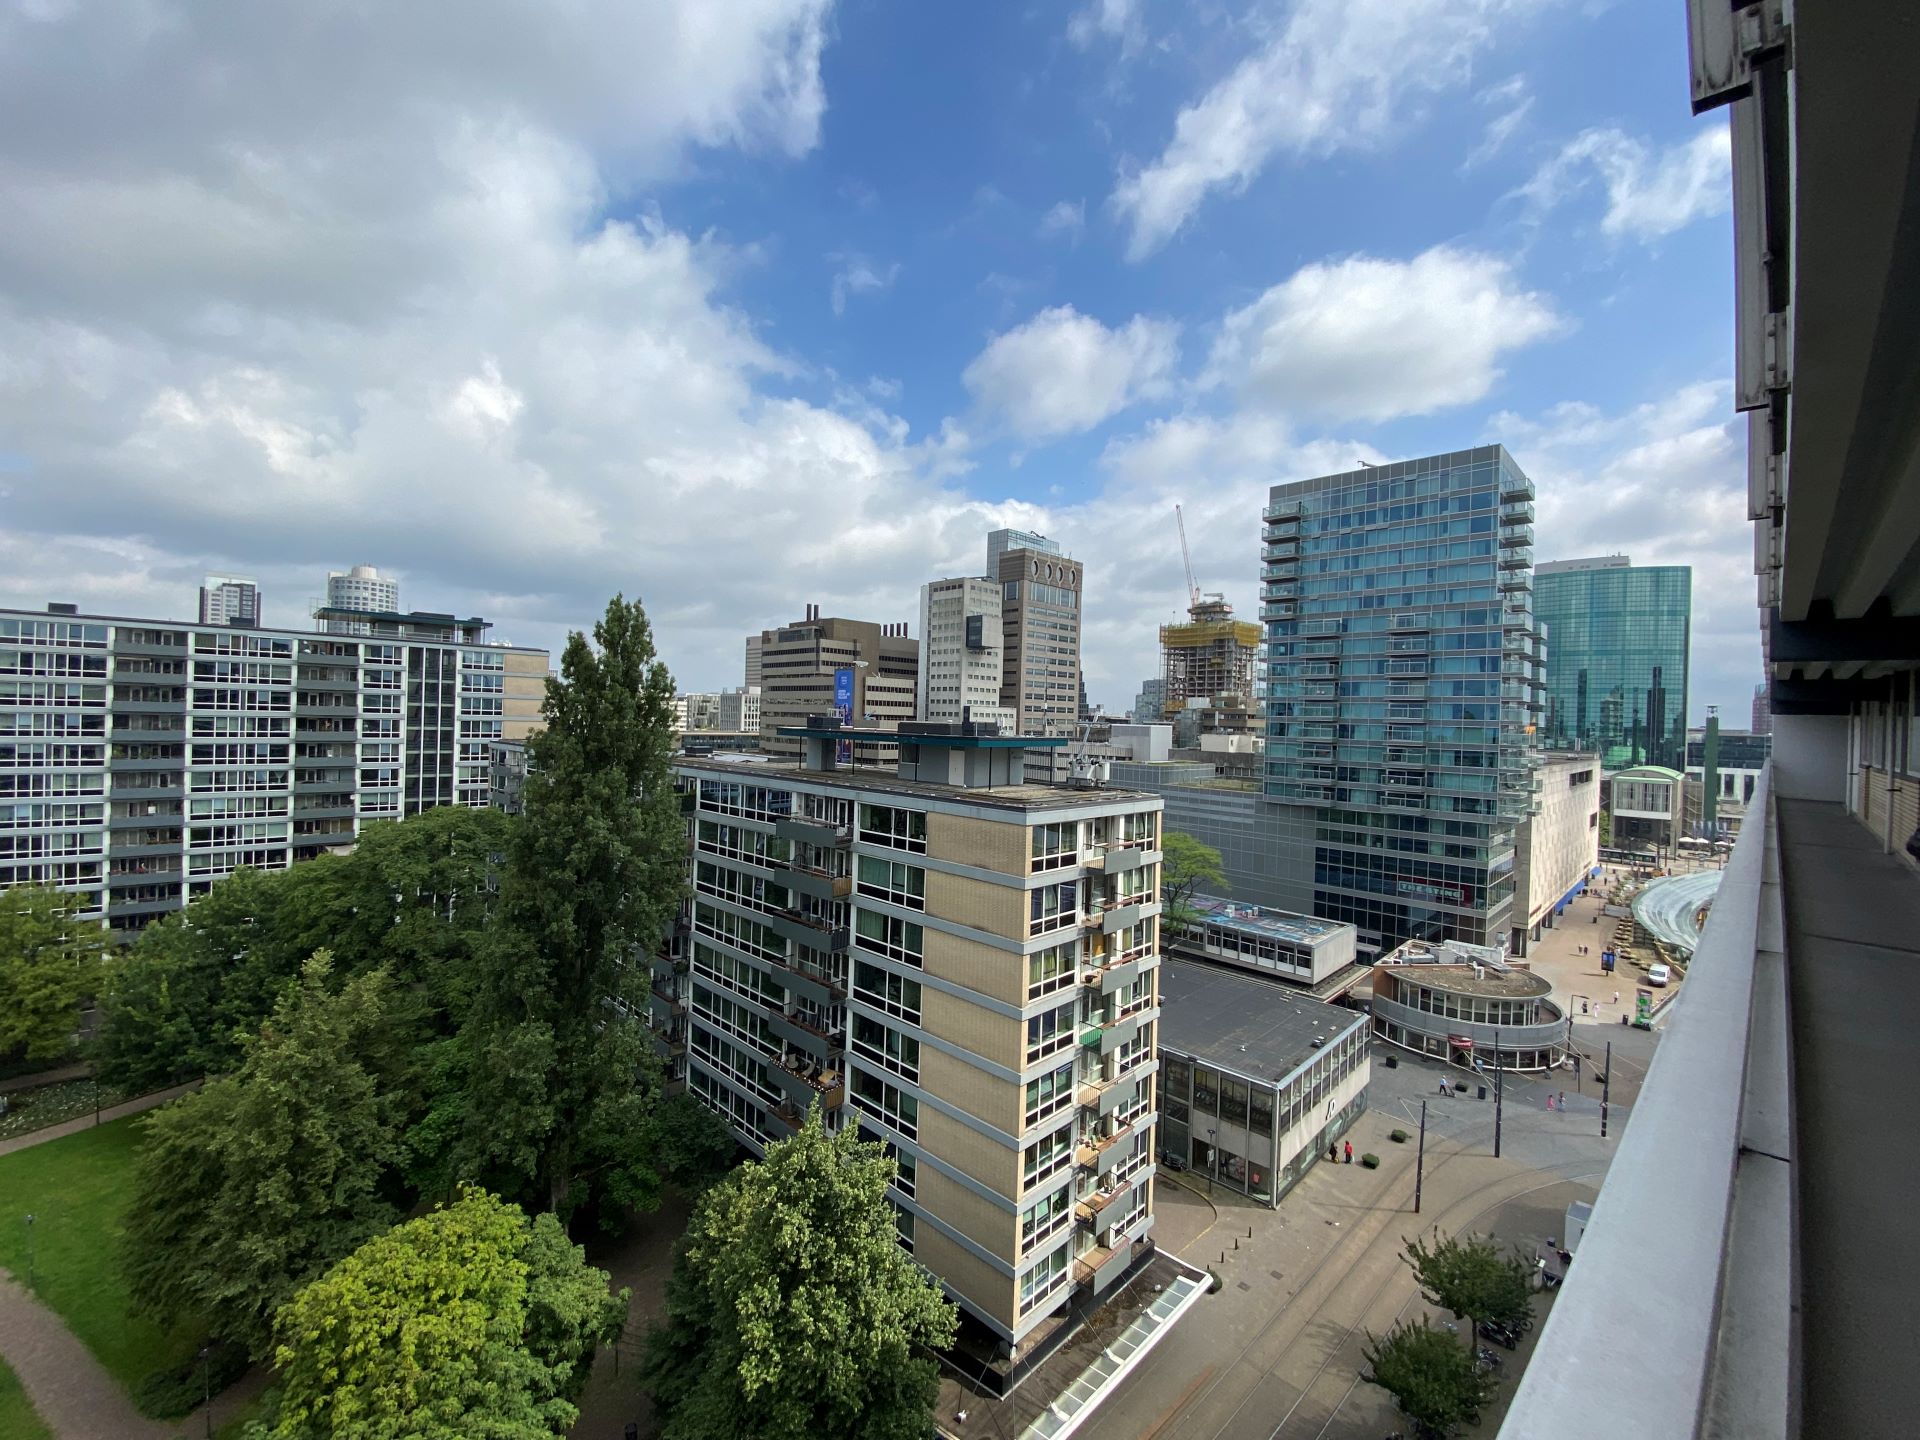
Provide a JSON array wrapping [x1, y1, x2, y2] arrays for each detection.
[[0, 1081, 200, 1160], [0, 1079, 272, 1438]]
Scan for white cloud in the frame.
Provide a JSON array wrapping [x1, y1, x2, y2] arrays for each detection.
[[1519, 125, 1731, 239], [1203, 246, 1561, 423], [1038, 199, 1087, 244], [1112, 0, 1547, 259], [1463, 76, 1534, 170], [829, 254, 901, 315], [1494, 381, 1761, 718], [963, 306, 1179, 441], [1068, 0, 1147, 60]]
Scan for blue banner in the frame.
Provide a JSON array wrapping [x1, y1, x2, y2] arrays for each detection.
[[834, 667, 854, 761]]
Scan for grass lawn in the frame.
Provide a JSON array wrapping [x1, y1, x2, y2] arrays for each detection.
[[0, 1356, 53, 1440], [0, 1113, 207, 1395]]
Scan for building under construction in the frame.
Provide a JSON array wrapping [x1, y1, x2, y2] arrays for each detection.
[[1159, 597, 1261, 720]]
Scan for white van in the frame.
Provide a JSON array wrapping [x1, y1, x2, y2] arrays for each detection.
[[1647, 963, 1672, 987]]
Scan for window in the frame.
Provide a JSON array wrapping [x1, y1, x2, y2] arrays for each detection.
[[852, 1014, 920, 1082], [1025, 1000, 1076, 1063], [1024, 1061, 1074, 1126], [850, 1069, 919, 1139], [1031, 821, 1078, 872], [1020, 1183, 1072, 1251], [1029, 881, 1077, 937], [1019, 1247, 1068, 1310], [859, 804, 926, 853], [1027, 940, 1078, 999], [1023, 1127, 1072, 1188], [854, 908, 924, 966], [853, 960, 921, 1023], [857, 855, 925, 910]]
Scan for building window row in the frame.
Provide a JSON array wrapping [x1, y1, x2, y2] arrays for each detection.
[[852, 959, 922, 1024], [856, 856, 925, 911], [1025, 1061, 1074, 1127], [858, 803, 927, 853], [850, 1069, 919, 1139]]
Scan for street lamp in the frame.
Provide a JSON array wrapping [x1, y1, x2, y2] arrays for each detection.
[[23, 1213, 34, 1290]]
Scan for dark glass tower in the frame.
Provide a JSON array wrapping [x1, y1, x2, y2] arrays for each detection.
[[1532, 558, 1692, 769], [1262, 447, 1541, 951]]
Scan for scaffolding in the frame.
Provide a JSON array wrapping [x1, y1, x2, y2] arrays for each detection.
[[1159, 598, 1261, 720]]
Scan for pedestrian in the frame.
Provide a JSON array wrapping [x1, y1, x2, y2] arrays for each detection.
[[1613, 990, 1619, 1005], [1329, 1141, 1337, 1163], [1343, 1140, 1353, 1165], [1559, 1091, 1566, 1110], [1546, 1093, 1555, 1111]]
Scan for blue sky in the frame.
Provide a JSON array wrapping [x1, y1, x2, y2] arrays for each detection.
[[0, 0, 1757, 720]]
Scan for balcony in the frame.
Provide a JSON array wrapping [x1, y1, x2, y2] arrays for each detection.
[[1263, 499, 1304, 520], [774, 815, 850, 847], [773, 858, 852, 901], [770, 1054, 844, 1114], [1499, 522, 1534, 546], [1498, 545, 1533, 569]]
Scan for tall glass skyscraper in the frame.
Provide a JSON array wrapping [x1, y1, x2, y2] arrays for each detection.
[[1533, 557, 1691, 769], [1263, 447, 1541, 950]]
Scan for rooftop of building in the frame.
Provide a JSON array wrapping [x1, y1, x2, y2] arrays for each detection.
[[2, 601, 543, 649], [1188, 895, 1350, 945], [1157, 958, 1365, 1084], [674, 754, 1159, 812], [1375, 939, 1552, 998], [776, 724, 1067, 750], [1612, 765, 1685, 781]]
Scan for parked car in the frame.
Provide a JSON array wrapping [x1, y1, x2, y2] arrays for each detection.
[[1647, 963, 1671, 987]]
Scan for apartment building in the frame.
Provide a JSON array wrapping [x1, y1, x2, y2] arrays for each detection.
[[653, 721, 1165, 1354], [1510, 754, 1601, 955], [323, 565, 399, 635], [717, 687, 761, 734], [917, 576, 1015, 731], [0, 600, 545, 932], [1264, 448, 1543, 950], [1534, 556, 1692, 770], [752, 608, 918, 763], [990, 532, 1083, 740], [197, 575, 261, 628]]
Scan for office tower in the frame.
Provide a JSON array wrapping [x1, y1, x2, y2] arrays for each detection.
[[1750, 681, 1772, 735], [0, 600, 545, 933], [1130, 677, 1166, 725], [745, 634, 763, 690], [752, 607, 918, 763], [323, 565, 400, 635], [654, 721, 1165, 1352], [1159, 597, 1260, 720], [717, 687, 761, 733], [986, 527, 1061, 578], [993, 540, 1083, 739], [197, 575, 261, 628], [1263, 446, 1541, 951], [917, 577, 1014, 730], [1533, 557, 1692, 769]]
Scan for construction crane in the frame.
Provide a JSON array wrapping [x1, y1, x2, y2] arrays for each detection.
[[1174, 503, 1201, 610]]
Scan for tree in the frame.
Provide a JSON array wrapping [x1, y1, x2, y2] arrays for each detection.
[[1362, 1317, 1497, 1438], [650, 1092, 741, 1194], [459, 594, 686, 1220], [1160, 830, 1227, 937], [1401, 1230, 1534, 1340], [641, 1107, 957, 1440], [124, 954, 407, 1356], [0, 882, 103, 1061], [258, 1187, 624, 1440]]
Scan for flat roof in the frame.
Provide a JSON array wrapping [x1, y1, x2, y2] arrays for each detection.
[[776, 726, 1068, 749], [675, 756, 1157, 812], [1190, 895, 1350, 945], [1375, 957, 1551, 998], [1157, 958, 1364, 1084]]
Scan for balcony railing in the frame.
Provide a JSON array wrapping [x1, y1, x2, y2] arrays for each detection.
[[1500, 766, 1784, 1440]]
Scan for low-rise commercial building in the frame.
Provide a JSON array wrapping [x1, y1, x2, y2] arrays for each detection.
[[652, 721, 1165, 1355], [1607, 764, 1686, 853], [1156, 958, 1369, 1205], [1370, 939, 1569, 1072], [1170, 896, 1359, 991], [1511, 755, 1602, 955]]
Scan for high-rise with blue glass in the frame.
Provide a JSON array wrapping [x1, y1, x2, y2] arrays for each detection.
[[1533, 556, 1691, 770], [1263, 447, 1542, 950]]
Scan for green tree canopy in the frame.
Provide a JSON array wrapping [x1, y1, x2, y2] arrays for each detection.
[[642, 1107, 957, 1440], [259, 1186, 624, 1440], [1401, 1230, 1534, 1335], [1362, 1317, 1498, 1437], [124, 954, 407, 1355], [458, 594, 686, 1221], [93, 805, 510, 1094], [1160, 830, 1227, 936], [0, 882, 103, 1061]]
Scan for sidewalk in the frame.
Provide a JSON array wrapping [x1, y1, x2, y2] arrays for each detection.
[[0, 1082, 200, 1160]]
